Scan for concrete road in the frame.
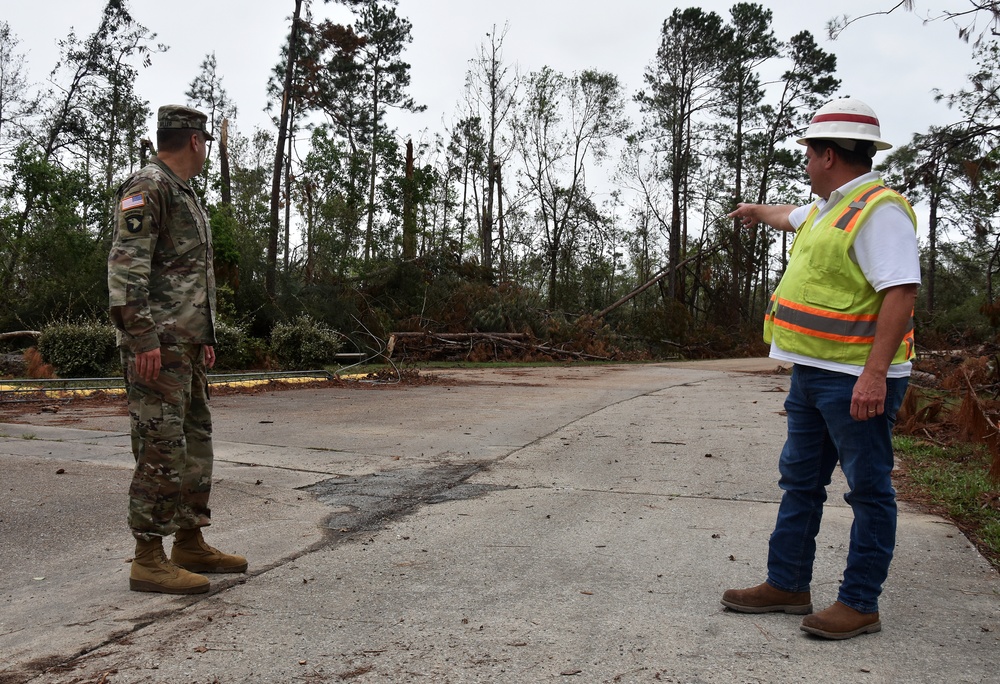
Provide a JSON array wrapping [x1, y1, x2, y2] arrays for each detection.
[[1, 361, 997, 683]]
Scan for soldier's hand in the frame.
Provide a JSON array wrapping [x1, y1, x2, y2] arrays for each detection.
[[204, 345, 216, 369], [135, 348, 161, 382]]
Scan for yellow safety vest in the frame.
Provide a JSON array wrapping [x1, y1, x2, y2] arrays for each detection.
[[763, 181, 918, 366]]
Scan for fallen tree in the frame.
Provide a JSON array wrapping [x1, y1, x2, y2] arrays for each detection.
[[0, 330, 41, 342], [386, 332, 612, 362]]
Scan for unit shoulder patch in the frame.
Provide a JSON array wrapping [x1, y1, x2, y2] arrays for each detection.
[[124, 212, 145, 234]]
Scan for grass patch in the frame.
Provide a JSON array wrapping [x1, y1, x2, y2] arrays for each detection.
[[894, 435, 1000, 570]]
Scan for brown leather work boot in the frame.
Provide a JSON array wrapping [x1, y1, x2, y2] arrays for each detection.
[[171, 528, 248, 573], [800, 601, 881, 639], [130, 537, 210, 594], [721, 582, 812, 614]]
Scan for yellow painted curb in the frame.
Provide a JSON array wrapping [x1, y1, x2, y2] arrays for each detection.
[[0, 375, 360, 400]]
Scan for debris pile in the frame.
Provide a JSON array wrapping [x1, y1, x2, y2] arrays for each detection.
[[900, 346, 1000, 483]]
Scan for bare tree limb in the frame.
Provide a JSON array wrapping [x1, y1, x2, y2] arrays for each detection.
[[829, 1, 1000, 45]]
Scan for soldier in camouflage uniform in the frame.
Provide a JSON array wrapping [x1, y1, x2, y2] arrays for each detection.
[[109, 105, 247, 594]]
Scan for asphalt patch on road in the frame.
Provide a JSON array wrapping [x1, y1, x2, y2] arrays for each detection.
[[306, 463, 513, 537]]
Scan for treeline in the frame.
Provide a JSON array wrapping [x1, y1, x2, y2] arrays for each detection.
[[1, 1, 998, 362]]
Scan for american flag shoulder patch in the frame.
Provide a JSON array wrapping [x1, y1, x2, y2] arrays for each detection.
[[121, 193, 145, 211]]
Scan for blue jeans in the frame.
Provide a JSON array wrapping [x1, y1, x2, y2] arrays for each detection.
[[766, 364, 908, 613]]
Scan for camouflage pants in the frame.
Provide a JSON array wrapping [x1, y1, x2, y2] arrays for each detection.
[[122, 344, 213, 541]]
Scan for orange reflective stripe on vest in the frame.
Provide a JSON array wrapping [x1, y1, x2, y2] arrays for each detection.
[[773, 297, 878, 344], [772, 297, 915, 345], [832, 185, 891, 233]]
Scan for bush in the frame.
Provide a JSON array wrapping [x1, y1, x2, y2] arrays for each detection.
[[270, 315, 342, 370], [213, 320, 259, 371], [38, 319, 118, 377]]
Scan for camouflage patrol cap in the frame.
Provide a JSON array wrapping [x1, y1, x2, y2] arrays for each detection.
[[157, 104, 214, 141]]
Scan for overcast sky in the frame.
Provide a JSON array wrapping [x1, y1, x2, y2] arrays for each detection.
[[3, 0, 987, 237], [6, 0, 982, 144]]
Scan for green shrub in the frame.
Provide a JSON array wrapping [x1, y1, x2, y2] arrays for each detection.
[[38, 319, 119, 378], [213, 320, 258, 371], [270, 315, 342, 370]]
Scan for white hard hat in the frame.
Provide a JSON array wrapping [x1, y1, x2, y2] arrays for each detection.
[[796, 97, 892, 152]]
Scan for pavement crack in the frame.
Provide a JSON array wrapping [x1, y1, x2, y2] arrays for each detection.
[[497, 376, 714, 464]]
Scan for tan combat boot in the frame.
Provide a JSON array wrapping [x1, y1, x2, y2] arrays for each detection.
[[171, 528, 248, 573], [130, 537, 210, 594]]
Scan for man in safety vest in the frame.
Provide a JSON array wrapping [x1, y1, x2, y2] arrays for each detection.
[[721, 98, 921, 639]]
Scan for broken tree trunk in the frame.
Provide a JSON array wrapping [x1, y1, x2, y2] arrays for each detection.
[[595, 245, 720, 319], [219, 118, 232, 207], [402, 139, 416, 259]]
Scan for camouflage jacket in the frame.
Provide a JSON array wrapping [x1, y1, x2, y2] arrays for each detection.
[[108, 159, 216, 353]]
